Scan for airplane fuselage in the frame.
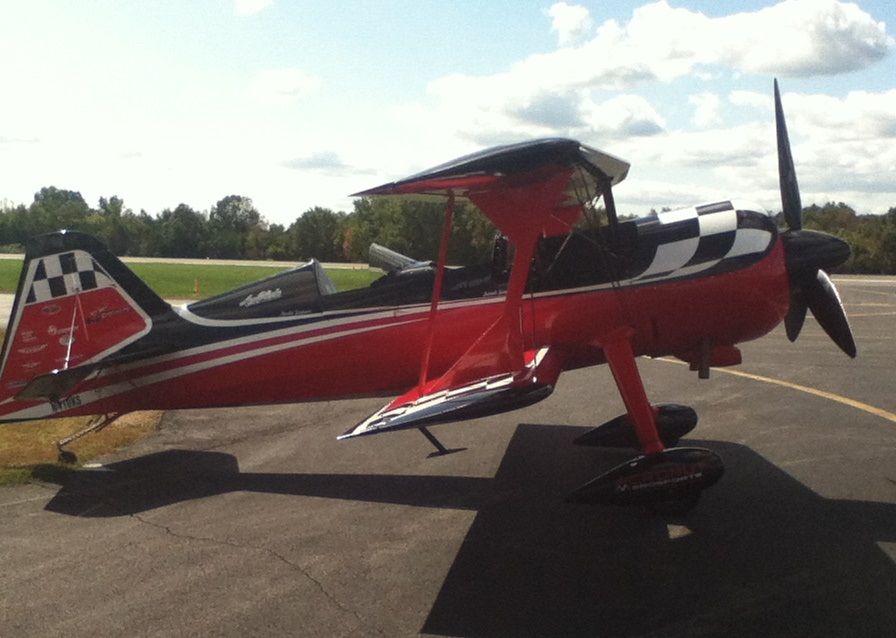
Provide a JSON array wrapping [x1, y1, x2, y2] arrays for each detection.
[[0, 201, 789, 422]]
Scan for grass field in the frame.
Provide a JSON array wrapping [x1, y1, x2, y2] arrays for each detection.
[[0, 258, 381, 298], [0, 412, 163, 486]]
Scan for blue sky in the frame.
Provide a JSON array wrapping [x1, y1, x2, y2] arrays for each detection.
[[1, 1, 894, 226]]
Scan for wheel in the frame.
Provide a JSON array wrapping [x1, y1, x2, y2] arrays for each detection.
[[647, 490, 701, 515], [57, 450, 78, 465]]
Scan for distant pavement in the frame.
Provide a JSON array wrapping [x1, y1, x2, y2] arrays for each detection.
[[0, 253, 371, 270]]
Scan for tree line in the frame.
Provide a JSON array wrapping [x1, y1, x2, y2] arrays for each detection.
[[0, 187, 497, 266], [1, 187, 895, 273]]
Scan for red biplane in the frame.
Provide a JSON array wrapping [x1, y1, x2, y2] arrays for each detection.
[[0, 82, 854, 512]]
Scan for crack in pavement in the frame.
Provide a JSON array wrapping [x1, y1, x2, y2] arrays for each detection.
[[21, 478, 390, 635], [129, 512, 383, 635]]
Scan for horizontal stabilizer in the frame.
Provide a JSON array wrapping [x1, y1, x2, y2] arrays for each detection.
[[368, 243, 431, 274], [14, 339, 167, 401], [339, 347, 562, 439], [15, 364, 100, 400]]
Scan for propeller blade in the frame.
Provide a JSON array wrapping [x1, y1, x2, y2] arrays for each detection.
[[805, 270, 856, 358], [774, 79, 802, 231], [784, 295, 807, 342]]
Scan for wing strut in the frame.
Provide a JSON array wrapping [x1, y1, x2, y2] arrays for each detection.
[[601, 177, 618, 225], [414, 193, 459, 454], [418, 192, 455, 393]]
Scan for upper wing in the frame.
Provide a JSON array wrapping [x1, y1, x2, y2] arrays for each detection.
[[354, 138, 629, 240], [354, 137, 629, 198]]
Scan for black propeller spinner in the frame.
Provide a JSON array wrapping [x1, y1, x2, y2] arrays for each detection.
[[775, 79, 856, 358]]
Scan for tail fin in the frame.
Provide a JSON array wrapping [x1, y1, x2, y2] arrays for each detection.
[[0, 231, 170, 402]]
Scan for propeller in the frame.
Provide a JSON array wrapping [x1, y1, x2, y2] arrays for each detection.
[[775, 79, 856, 358]]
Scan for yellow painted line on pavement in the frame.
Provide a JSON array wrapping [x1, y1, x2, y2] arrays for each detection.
[[655, 358, 896, 424], [850, 312, 896, 317]]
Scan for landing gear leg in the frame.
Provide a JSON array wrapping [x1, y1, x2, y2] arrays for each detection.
[[602, 332, 664, 456], [56, 413, 121, 464], [567, 330, 723, 512]]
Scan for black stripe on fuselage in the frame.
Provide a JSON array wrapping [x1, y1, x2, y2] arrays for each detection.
[[696, 201, 733, 215], [635, 217, 700, 244], [685, 230, 737, 267]]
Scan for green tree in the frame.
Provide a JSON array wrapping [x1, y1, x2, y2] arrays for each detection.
[[0, 202, 30, 246], [264, 223, 291, 260], [29, 186, 90, 235], [205, 195, 262, 258], [155, 204, 207, 257], [289, 207, 344, 261], [82, 195, 132, 254]]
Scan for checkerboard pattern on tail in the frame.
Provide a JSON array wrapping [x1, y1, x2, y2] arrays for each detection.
[[25, 251, 114, 304]]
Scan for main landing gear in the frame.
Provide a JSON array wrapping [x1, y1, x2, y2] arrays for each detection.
[[567, 332, 725, 514], [55, 412, 121, 464]]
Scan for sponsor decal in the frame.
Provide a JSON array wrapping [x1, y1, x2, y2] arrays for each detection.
[[86, 304, 129, 324], [41, 304, 61, 316], [615, 464, 705, 493], [239, 288, 282, 308], [21, 361, 40, 370], [47, 325, 78, 336], [16, 344, 47, 355], [59, 335, 74, 347], [21, 330, 36, 343], [50, 394, 82, 413]]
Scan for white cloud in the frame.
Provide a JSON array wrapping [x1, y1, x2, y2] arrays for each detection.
[[409, 1, 891, 149], [611, 89, 896, 215], [721, 0, 895, 76], [583, 94, 666, 138], [282, 151, 349, 173], [781, 90, 896, 203], [728, 90, 769, 110], [250, 68, 320, 105], [786, 89, 896, 141], [234, 0, 273, 17], [615, 176, 734, 213], [547, 2, 593, 45], [612, 0, 893, 79], [688, 92, 721, 127], [0, 136, 39, 145], [545, 1, 888, 87]]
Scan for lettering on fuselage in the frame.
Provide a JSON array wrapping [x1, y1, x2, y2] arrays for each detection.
[[239, 288, 283, 308], [50, 394, 82, 413]]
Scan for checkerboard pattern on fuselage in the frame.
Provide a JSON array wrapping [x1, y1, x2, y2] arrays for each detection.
[[634, 201, 775, 282]]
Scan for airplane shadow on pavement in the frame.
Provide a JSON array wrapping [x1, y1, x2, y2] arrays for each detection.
[[44, 424, 896, 637]]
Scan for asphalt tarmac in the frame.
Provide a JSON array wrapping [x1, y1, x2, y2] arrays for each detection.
[[1, 276, 894, 637]]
